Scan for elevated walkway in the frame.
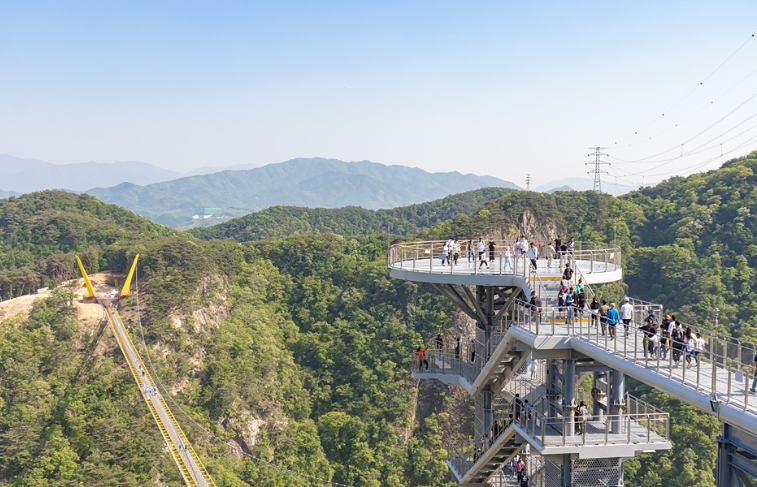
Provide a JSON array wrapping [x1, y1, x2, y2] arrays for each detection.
[[447, 394, 670, 486], [103, 304, 216, 487]]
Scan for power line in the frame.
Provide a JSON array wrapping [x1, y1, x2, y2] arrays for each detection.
[[586, 147, 610, 193], [613, 29, 757, 146], [132, 269, 354, 487]]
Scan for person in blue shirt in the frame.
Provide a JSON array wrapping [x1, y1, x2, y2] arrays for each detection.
[[606, 302, 620, 339], [565, 291, 575, 325]]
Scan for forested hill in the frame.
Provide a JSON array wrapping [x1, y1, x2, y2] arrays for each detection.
[[189, 187, 514, 241], [0, 192, 457, 485], [0, 190, 182, 299], [4, 154, 757, 487]]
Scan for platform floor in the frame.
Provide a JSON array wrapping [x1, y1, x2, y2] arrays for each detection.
[[390, 255, 620, 279]]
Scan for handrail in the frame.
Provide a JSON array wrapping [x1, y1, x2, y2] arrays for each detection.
[[388, 240, 621, 279]]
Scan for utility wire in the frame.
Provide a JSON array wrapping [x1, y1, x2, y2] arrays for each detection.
[[132, 269, 354, 487], [613, 30, 757, 145]]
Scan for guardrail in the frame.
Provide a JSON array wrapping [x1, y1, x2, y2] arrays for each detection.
[[388, 240, 621, 277], [448, 392, 669, 475], [512, 299, 757, 412]]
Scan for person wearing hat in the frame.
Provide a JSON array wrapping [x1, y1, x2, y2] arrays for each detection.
[[606, 302, 620, 339], [620, 297, 633, 337]]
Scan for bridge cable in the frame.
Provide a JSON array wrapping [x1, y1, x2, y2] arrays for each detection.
[[132, 269, 355, 487]]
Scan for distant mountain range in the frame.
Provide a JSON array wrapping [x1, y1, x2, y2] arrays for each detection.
[[0, 154, 258, 193], [536, 177, 640, 196], [87, 158, 520, 228]]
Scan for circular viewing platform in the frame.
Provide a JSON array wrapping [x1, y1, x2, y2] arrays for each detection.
[[388, 240, 622, 287]]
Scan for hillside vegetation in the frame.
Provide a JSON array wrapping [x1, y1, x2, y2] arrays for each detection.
[[87, 158, 517, 228], [190, 187, 513, 241], [3, 153, 757, 486]]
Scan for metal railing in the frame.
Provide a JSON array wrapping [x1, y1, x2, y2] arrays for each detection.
[[447, 392, 669, 478], [388, 240, 621, 278]]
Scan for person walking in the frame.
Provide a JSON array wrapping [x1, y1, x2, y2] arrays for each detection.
[[599, 300, 610, 336], [671, 321, 684, 367], [528, 242, 538, 271], [607, 302, 620, 339], [660, 314, 673, 360], [454, 336, 461, 360], [488, 240, 496, 264], [529, 357, 539, 380], [694, 332, 705, 366], [468, 240, 475, 263], [620, 297, 633, 337], [684, 327, 695, 368], [563, 263, 573, 281]]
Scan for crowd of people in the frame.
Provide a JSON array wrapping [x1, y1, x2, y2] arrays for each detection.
[[436, 235, 579, 272]]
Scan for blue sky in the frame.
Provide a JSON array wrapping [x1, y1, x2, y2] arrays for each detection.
[[2, 1, 757, 187]]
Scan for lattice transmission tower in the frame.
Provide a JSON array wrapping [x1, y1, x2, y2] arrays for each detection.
[[525, 174, 534, 191], [586, 146, 610, 193]]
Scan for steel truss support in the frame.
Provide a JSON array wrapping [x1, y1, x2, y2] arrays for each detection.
[[718, 423, 757, 487]]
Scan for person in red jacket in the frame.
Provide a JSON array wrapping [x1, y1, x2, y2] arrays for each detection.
[[415, 345, 430, 371]]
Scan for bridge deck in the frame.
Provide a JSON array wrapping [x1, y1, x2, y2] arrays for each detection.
[[104, 305, 216, 487]]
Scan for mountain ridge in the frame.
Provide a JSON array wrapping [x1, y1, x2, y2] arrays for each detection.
[[87, 157, 520, 228]]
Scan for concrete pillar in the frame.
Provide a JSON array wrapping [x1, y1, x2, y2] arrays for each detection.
[[563, 359, 576, 437], [609, 370, 625, 435]]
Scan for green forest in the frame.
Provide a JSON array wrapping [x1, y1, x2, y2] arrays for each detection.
[[2, 151, 757, 486]]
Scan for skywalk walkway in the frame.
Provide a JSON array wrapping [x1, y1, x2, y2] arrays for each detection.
[[104, 304, 216, 487]]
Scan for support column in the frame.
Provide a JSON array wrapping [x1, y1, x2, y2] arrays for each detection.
[[561, 454, 573, 487], [592, 372, 605, 421], [483, 388, 493, 435], [563, 359, 576, 437], [609, 370, 625, 435], [548, 359, 560, 418], [716, 423, 735, 487]]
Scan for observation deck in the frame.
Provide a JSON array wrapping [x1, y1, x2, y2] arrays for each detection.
[[388, 240, 621, 291]]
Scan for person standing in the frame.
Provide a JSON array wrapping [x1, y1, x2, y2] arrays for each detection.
[[554, 235, 562, 254], [529, 356, 538, 380], [530, 291, 542, 324], [488, 240, 496, 264], [528, 242, 538, 271], [590, 297, 600, 329], [468, 240, 475, 263], [620, 297, 633, 337], [565, 288, 575, 325], [477, 239, 488, 268], [415, 345, 430, 371], [454, 336, 461, 360]]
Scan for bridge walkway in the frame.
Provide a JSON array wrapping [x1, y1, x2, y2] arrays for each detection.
[[103, 303, 216, 487]]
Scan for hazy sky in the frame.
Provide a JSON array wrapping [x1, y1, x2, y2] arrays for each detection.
[[2, 1, 757, 187]]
